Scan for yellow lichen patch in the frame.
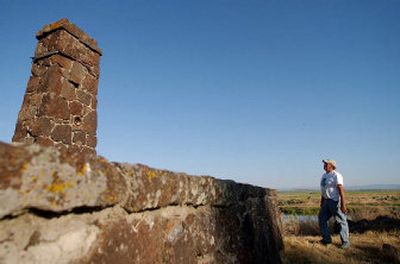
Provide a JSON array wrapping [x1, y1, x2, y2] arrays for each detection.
[[145, 169, 158, 182], [104, 193, 116, 202], [21, 161, 29, 172], [166, 222, 175, 232], [45, 173, 75, 195], [31, 175, 38, 183], [49, 20, 64, 31], [77, 163, 91, 177], [46, 182, 69, 194]]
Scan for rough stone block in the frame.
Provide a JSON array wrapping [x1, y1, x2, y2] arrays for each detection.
[[69, 62, 87, 85], [51, 125, 72, 144], [26, 76, 40, 93], [31, 63, 48, 77], [12, 122, 28, 142], [81, 111, 97, 133], [116, 163, 276, 213], [35, 136, 54, 147], [81, 74, 98, 95], [17, 95, 37, 121], [31, 117, 53, 137], [51, 54, 73, 70], [41, 65, 63, 94], [0, 142, 127, 218], [39, 94, 70, 120], [69, 101, 83, 116], [86, 134, 97, 148], [73, 131, 86, 145], [76, 90, 92, 106], [60, 81, 76, 101]]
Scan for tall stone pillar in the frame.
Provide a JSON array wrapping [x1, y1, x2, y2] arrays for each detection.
[[12, 18, 102, 155]]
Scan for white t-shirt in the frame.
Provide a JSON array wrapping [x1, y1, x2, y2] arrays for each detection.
[[320, 170, 344, 201]]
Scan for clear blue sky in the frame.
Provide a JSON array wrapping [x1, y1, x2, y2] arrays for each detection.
[[1, 1, 399, 189]]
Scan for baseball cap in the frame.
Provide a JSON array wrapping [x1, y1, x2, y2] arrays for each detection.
[[322, 159, 337, 167]]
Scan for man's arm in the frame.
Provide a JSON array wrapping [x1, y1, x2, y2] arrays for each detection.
[[337, 184, 347, 213], [320, 195, 324, 207]]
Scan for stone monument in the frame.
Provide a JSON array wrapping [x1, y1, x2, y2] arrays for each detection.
[[12, 18, 102, 155]]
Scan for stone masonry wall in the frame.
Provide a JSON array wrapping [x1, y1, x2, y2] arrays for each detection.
[[12, 18, 102, 155], [0, 142, 283, 263]]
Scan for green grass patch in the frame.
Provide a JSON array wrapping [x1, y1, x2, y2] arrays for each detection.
[[280, 206, 320, 215]]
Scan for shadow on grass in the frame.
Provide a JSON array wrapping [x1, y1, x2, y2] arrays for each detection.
[[354, 244, 400, 264], [348, 216, 400, 233]]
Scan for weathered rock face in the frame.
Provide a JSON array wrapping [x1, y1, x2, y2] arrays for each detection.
[[12, 18, 101, 155], [0, 142, 125, 218], [0, 142, 283, 263]]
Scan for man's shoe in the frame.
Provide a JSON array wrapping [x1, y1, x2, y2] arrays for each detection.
[[341, 242, 350, 249], [319, 239, 332, 245]]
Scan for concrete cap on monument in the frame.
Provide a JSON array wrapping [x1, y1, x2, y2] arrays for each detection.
[[36, 18, 102, 55]]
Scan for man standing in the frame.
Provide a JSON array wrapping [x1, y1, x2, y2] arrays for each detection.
[[319, 159, 350, 248]]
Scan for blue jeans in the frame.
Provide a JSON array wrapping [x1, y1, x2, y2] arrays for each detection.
[[318, 199, 349, 244]]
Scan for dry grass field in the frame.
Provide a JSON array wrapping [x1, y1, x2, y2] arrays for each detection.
[[278, 190, 400, 219], [283, 231, 400, 264], [278, 190, 400, 263]]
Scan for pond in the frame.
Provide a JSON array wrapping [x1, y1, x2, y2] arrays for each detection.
[[282, 214, 318, 223]]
